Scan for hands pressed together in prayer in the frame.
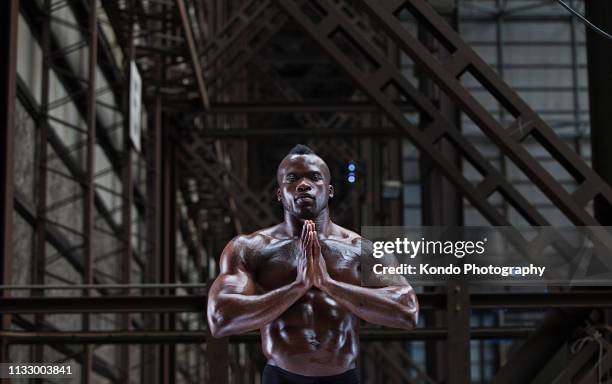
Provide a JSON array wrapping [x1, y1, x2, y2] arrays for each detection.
[[296, 220, 331, 290]]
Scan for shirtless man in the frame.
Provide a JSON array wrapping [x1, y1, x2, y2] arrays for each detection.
[[207, 144, 418, 383]]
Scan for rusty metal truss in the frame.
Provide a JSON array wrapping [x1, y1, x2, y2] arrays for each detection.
[[4, 0, 612, 383], [277, 0, 612, 228]]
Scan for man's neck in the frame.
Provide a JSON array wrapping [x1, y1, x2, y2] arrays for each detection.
[[283, 209, 331, 238]]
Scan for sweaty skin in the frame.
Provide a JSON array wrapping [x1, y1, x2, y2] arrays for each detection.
[[207, 153, 419, 376]]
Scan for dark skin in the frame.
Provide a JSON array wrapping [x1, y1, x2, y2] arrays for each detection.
[[207, 153, 419, 376]]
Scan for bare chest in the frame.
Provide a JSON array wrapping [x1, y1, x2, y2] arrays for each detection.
[[249, 239, 360, 291]]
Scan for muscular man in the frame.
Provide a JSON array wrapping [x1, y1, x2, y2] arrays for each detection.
[[207, 145, 418, 383]]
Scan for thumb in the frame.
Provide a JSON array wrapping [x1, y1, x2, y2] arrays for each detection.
[[312, 232, 320, 267]]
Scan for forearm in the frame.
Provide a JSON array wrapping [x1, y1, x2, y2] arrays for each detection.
[[208, 281, 306, 337], [320, 278, 418, 329]]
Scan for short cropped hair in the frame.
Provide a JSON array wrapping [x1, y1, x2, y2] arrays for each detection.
[[277, 144, 329, 184], [287, 144, 315, 156]]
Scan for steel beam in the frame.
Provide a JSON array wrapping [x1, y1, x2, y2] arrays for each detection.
[[120, 20, 135, 384], [144, 93, 162, 384], [161, 124, 177, 384], [0, 0, 19, 366], [418, 5, 468, 382], [357, 0, 612, 226], [275, 0, 539, 229], [179, 136, 278, 231], [201, 0, 285, 99], [275, 0, 612, 278], [207, 281, 228, 383], [1, 292, 612, 314], [446, 282, 470, 383], [539, 342, 598, 383], [201, 0, 272, 71], [196, 101, 416, 114], [19, 0, 148, 216], [1, 327, 535, 344], [82, 1, 98, 382], [493, 309, 590, 383], [585, 1, 612, 225], [12, 315, 120, 382], [576, 344, 612, 384], [16, 81, 145, 281], [177, 0, 210, 110], [33, 0, 52, 369]]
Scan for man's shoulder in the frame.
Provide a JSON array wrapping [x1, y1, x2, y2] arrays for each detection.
[[230, 224, 285, 252], [329, 223, 367, 246]]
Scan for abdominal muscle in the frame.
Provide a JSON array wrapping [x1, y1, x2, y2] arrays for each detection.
[[260, 289, 359, 376]]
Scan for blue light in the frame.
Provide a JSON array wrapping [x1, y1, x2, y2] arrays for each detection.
[[348, 162, 356, 172], [348, 173, 356, 183]]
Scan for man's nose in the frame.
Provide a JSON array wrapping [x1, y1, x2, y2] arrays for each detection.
[[296, 180, 312, 192]]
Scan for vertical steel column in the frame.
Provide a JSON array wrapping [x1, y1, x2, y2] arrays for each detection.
[[387, 137, 403, 226], [143, 92, 162, 384], [204, 5, 229, 379], [121, 12, 135, 384], [161, 125, 177, 384], [585, 0, 612, 356], [418, 3, 467, 382], [585, 0, 612, 224], [82, 0, 98, 382], [442, 9, 471, 377], [33, 0, 51, 367], [206, 279, 229, 384], [144, 2, 166, 380], [568, 0, 582, 157], [0, 0, 19, 367], [370, 138, 382, 225], [495, 0, 509, 218]]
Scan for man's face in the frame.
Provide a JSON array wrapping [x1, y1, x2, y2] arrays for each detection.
[[277, 154, 334, 219]]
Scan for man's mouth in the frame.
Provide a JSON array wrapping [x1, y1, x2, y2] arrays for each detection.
[[295, 194, 314, 202]]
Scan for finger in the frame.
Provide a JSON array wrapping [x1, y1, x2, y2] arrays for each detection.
[[303, 221, 313, 249], [309, 232, 315, 265], [312, 231, 320, 261], [300, 221, 308, 245], [310, 232, 317, 261], [305, 228, 312, 253]]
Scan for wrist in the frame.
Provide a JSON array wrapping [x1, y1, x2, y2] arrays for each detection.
[[293, 279, 311, 293], [318, 274, 334, 293]]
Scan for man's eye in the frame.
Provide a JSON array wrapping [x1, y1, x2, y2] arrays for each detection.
[[286, 175, 295, 181], [312, 174, 322, 181]]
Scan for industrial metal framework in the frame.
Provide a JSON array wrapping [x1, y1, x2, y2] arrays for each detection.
[[1, 0, 612, 383]]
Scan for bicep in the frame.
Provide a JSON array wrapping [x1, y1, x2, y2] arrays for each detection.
[[209, 239, 257, 297]]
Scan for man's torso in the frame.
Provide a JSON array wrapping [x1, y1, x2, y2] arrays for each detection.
[[242, 224, 361, 376]]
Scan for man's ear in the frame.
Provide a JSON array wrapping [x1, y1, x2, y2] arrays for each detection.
[[329, 185, 334, 198], [276, 188, 281, 202]]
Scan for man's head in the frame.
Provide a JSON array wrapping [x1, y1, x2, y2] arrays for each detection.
[[276, 144, 334, 220]]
